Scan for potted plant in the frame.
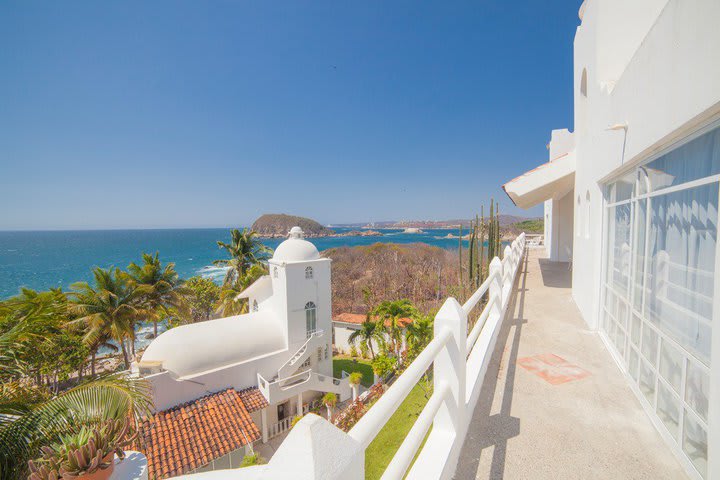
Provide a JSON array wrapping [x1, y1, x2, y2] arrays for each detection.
[[348, 372, 363, 401], [321, 392, 337, 421], [28, 419, 136, 480]]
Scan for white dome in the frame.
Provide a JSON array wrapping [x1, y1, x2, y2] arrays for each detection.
[[141, 311, 284, 378], [272, 227, 320, 263]]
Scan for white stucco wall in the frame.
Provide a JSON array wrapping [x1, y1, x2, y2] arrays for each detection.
[[570, 0, 720, 331]]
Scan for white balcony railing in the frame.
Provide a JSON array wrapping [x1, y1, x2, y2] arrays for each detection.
[[228, 233, 527, 480]]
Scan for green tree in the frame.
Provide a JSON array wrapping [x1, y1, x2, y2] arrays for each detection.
[[216, 264, 267, 317], [126, 252, 189, 337], [405, 314, 434, 361], [70, 268, 147, 370], [213, 229, 272, 286], [372, 299, 418, 360], [347, 316, 383, 360], [371, 354, 396, 383], [177, 276, 221, 324], [0, 288, 89, 389]]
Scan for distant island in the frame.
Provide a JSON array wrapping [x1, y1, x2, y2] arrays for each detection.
[[251, 213, 542, 239], [252, 213, 382, 238]]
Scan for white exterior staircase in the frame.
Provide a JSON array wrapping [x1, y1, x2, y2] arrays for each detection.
[[276, 329, 325, 380]]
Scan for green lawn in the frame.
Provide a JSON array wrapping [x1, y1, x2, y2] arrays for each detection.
[[333, 357, 374, 387], [364, 384, 430, 480]]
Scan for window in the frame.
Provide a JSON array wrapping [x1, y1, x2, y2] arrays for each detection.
[[301, 357, 311, 368], [252, 300, 258, 312], [600, 123, 720, 478], [580, 68, 587, 97], [305, 302, 317, 335], [317, 347, 322, 361], [273, 267, 278, 278], [305, 266, 313, 279]]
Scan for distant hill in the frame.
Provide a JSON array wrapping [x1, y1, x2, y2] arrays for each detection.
[[251, 214, 336, 238]]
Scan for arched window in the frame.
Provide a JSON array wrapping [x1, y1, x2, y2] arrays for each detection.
[[305, 266, 313, 279], [580, 68, 588, 97], [305, 302, 317, 335], [252, 300, 258, 312], [273, 267, 278, 278]]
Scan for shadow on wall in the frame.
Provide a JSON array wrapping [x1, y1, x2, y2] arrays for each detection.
[[538, 259, 572, 289]]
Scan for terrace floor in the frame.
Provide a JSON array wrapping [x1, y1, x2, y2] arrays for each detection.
[[455, 248, 687, 479]]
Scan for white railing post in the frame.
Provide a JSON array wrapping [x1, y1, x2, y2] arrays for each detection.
[[503, 246, 513, 300], [489, 257, 503, 322], [426, 297, 467, 478]]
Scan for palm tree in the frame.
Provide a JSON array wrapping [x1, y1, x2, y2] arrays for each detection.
[[0, 371, 152, 480], [214, 229, 272, 286], [215, 264, 267, 317], [126, 252, 189, 338], [405, 314, 434, 360], [348, 316, 383, 360], [373, 299, 418, 360], [321, 392, 337, 421], [70, 268, 147, 370]]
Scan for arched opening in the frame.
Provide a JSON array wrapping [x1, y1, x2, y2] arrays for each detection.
[[305, 266, 313, 279], [273, 266, 278, 278], [580, 68, 588, 97], [305, 301, 317, 336], [252, 299, 258, 312]]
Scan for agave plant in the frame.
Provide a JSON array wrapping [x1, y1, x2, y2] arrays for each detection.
[[27, 419, 137, 480]]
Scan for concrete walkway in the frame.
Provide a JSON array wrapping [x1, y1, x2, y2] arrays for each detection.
[[455, 249, 687, 480]]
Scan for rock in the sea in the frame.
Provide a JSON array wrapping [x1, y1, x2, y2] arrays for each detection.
[[251, 213, 336, 237]]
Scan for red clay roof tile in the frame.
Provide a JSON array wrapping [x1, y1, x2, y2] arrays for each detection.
[[134, 388, 263, 479]]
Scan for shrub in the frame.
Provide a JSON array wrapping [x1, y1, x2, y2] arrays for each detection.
[[349, 345, 358, 358], [359, 342, 369, 359], [371, 355, 396, 381], [240, 452, 265, 467]]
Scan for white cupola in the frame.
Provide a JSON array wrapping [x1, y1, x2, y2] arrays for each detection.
[[272, 227, 321, 263]]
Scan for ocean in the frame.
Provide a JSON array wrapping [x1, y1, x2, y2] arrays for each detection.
[[0, 227, 482, 353], [0, 227, 472, 300]]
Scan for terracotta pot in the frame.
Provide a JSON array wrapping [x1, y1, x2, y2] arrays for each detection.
[[77, 454, 115, 480]]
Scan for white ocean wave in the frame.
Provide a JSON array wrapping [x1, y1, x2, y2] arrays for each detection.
[[198, 265, 229, 281]]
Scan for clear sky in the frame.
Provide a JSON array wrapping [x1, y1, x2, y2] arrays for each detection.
[[0, 1, 580, 230]]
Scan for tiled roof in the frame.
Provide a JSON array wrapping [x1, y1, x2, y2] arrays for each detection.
[[333, 312, 414, 328], [135, 388, 262, 479], [238, 386, 269, 412]]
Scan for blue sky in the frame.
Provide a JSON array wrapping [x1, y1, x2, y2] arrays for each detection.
[[0, 1, 580, 230]]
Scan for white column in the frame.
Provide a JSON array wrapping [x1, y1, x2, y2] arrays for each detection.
[[297, 391, 303, 416], [261, 408, 268, 444], [432, 296, 467, 476]]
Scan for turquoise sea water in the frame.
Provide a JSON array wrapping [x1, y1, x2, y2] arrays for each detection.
[[0, 227, 472, 299]]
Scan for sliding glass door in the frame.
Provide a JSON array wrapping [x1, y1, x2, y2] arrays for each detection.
[[601, 124, 720, 479]]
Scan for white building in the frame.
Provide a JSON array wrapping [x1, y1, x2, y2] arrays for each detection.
[[503, 1, 720, 478], [137, 227, 350, 471]]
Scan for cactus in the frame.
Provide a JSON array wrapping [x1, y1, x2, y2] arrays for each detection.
[[28, 419, 137, 480], [479, 206, 485, 285], [458, 224, 464, 298], [468, 219, 475, 289]]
